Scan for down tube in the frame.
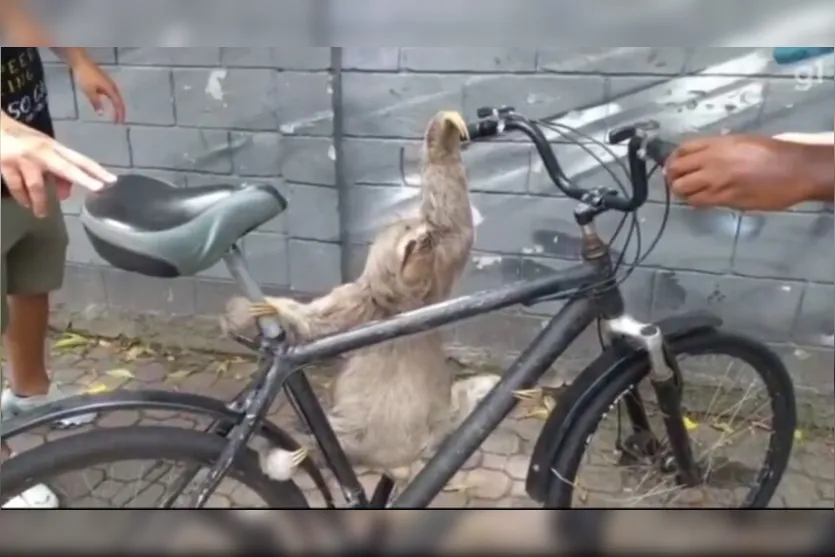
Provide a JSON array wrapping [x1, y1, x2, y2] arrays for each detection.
[[390, 296, 597, 509]]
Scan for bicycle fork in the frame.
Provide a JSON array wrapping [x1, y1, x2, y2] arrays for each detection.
[[604, 315, 701, 487]]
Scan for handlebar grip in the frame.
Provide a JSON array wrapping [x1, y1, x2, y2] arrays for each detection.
[[644, 137, 678, 166], [466, 119, 499, 141]]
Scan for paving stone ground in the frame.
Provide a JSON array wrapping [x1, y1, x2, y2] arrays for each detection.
[[2, 333, 833, 508]]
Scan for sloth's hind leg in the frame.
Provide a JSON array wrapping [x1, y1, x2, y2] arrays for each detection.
[[259, 446, 311, 482], [259, 411, 365, 483]]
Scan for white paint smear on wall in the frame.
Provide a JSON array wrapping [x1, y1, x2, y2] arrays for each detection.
[[205, 69, 227, 102]]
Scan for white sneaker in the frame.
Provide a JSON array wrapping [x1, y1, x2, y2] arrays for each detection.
[[1, 482, 60, 508], [1, 383, 96, 427]]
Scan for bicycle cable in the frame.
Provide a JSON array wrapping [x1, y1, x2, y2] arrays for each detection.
[[533, 120, 642, 274], [533, 120, 673, 349], [534, 119, 673, 289], [394, 116, 673, 347], [533, 120, 674, 454]]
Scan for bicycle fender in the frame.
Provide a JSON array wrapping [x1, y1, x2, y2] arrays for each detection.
[[0, 389, 335, 508], [524, 310, 722, 503]]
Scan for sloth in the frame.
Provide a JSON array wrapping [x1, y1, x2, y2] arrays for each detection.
[[225, 111, 541, 487]]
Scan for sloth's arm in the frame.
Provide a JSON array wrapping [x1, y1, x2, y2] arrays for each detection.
[[256, 283, 372, 341]]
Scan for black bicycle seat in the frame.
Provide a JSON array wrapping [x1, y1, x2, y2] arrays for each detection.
[[84, 175, 266, 232], [81, 174, 287, 277]]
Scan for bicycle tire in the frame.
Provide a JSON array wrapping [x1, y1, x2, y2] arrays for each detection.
[[546, 329, 796, 508], [0, 425, 309, 509]]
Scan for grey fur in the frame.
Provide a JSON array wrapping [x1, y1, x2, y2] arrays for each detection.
[[227, 111, 490, 474]]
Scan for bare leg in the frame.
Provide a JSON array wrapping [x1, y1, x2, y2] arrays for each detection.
[[1, 293, 96, 428], [0, 297, 60, 509], [3, 293, 50, 396]]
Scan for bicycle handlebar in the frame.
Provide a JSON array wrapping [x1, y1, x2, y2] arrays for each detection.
[[465, 106, 679, 213]]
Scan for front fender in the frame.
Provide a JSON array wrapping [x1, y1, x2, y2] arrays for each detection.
[[0, 389, 334, 508], [525, 310, 722, 503]]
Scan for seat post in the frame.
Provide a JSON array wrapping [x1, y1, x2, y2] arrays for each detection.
[[222, 244, 283, 340]]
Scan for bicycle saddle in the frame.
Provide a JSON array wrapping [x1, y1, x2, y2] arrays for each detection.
[[81, 174, 287, 278]]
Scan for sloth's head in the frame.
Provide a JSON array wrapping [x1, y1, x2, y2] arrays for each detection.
[[423, 110, 469, 163]]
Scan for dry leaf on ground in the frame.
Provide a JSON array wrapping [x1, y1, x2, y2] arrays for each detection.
[[166, 369, 194, 383], [53, 333, 90, 350], [105, 368, 135, 380]]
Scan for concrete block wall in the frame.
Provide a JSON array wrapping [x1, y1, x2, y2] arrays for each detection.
[[45, 47, 834, 391], [46, 47, 341, 318]]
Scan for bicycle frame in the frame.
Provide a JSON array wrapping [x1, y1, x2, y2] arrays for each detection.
[[0, 109, 758, 512], [189, 242, 614, 508]]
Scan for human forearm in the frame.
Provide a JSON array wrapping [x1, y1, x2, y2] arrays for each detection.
[[774, 132, 835, 146], [0, 0, 51, 44], [0, 1, 89, 68], [49, 47, 91, 69], [799, 144, 834, 203]]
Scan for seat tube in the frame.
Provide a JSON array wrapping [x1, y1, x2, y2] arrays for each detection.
[[221, 243, 368, 506], [222, 244, 283, 340]]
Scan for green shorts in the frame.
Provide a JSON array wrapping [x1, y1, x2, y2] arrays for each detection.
[[1, 183, 68, 334]]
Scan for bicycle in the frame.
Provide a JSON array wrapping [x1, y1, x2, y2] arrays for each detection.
[[0, 106, 796, 512]]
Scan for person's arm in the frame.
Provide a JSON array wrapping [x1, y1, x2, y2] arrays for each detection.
[[1, 109, 116, 217], [773, 132, 835, 146], [799, 144, 835, 203], [0, 1, 125, 122], [0, 0, 92, 67]]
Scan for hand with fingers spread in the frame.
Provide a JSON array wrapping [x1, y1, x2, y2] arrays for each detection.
[[1, 113, 117, 218], [71, 52, 126, 124], [664, 135, 834, 211]]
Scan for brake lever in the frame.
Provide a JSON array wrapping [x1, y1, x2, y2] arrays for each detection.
[[607, 125, 637, 145], [607, 120, 661, 145]]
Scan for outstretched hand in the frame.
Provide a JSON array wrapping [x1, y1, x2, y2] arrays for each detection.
[[73, 57, 126, 123], [664, 135, 829, 211], [1, 116, 117, 218]]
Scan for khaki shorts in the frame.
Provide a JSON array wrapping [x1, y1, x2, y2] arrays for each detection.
[[0, 182, 68, 334]]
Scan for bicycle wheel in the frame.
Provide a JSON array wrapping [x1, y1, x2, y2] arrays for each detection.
[[546, 329, 796, 508], [0, 425, 309, 509]]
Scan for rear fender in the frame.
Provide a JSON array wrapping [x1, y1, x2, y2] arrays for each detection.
[[524, 310, 722, 502]]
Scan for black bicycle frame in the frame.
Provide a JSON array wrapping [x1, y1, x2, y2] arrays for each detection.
[[188, 244, 609, 507]]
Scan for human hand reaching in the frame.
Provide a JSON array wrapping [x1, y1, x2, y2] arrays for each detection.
[[664, 135, 831, 211], [72, 56, 126, 123], [1, 114, 117, 218]]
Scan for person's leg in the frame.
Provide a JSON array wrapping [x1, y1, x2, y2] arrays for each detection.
[[1, 183, 94, 421], [0, 195, 60, 509], [1, 195, 32, 413], [3, 291, 51, 396], [2, 180, 66, 398]]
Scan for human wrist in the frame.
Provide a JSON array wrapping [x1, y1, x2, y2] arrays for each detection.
[[1, 110, 21, 132], [54, 47, 92, 70], [796, 145, 834, 203]]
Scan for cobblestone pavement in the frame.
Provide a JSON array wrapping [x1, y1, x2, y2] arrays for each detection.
[[2, 333, 833, 508]]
